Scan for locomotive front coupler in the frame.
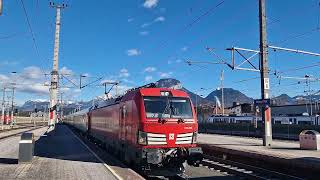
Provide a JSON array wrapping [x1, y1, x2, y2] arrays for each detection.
[[186, 147, 203, 166]]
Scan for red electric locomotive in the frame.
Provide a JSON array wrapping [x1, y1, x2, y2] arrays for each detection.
[[65, 84, 203, 175]]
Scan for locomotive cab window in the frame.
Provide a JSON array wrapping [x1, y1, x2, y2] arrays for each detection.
[[143, 96, 193, 119]]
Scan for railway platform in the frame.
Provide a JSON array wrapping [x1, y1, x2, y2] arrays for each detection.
[[198, 133, 320, 178], [0, 124, 143, 180]]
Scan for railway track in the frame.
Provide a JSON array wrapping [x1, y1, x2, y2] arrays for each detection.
[[0, 125, 46, 140], [197, 154, 304, 180]]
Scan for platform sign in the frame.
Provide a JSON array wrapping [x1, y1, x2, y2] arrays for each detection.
[[254, 99, 270, 107], [264, 78, 270, 90]]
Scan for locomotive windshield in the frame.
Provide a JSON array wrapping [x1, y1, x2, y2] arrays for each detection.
[[143, 96, 193, 119]]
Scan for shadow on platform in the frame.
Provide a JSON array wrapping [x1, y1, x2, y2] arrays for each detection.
[[34, 124, 101, 163], [208, 143, 261, 147], [189, 177, 238, 180], [34, 124, 127, 169], [271, 147, 301, 150], [0, 157, 18, 164]]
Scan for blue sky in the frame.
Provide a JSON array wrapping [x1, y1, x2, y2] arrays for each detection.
[[0, 0, 320, 105]]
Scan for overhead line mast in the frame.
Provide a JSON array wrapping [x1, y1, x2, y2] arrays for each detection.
[[259, 0, 272, 146], [49, 2, 67, 129]]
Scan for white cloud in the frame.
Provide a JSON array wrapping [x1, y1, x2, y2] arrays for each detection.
[[139, 31, 149, 36], [101, 79, 118, 85], [23, 66, 44, 80], [141, 23, 150, 28], [144, 67, 157, 73], [143, 0, 159, 9], [159, 72, 173, 78], [81, 73, 90, 77], [0, 66, 79, 97], [0, 60, 19, 67], [16, 83, 49, 95], [33, 98, 48, 102], [176, 59, 182, 63], [60, 87, 70, 93], [119, 68, 130, 78], [167, 60, 172, 65], [126, 49, 141, 56], [181, 46, 188, 51], [127, 18, 134, 22], [0, 74, 9, 81], [154, 16, 165, 22], [60, 66, 73, 75], [74, 89, 81, 93], [145, 76, 153, 81], [141, 16, 165, 28]]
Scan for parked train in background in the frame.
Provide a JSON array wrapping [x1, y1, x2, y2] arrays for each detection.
[[64, 84, 203, 176], [205, 115, 320, 125]]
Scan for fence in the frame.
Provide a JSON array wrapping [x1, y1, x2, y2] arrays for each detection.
[[14, 116, 48, 125], [199, 122, 320, 140]]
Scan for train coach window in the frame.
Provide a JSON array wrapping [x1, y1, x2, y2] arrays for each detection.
[[143, 97, 193, 119]]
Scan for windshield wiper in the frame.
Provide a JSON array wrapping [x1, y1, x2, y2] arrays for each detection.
[[158, 117, 168, 124], [177, 117, 185, 124]]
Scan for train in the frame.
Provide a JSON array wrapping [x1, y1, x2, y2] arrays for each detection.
[[205, 115, 320, 125], [64, 84, 203, 176]]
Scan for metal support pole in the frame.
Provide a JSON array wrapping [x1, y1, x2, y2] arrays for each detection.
[[1, 88, 6, 127], [60, 92, 63, 122], [221, 70, 225, 115], [259, 0, 272, 146], [49, 3, 66, 129], [196, 93, 198, 117], [11, 88, 14, 126]]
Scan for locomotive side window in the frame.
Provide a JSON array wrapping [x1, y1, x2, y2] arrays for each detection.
[[143, 97, 193, 119]]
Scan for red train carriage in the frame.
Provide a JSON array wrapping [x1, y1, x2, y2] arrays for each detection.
[[65, 84, 203, 175]]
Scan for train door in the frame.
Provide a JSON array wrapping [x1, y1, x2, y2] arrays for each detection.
[[119, 103, 127, 142]]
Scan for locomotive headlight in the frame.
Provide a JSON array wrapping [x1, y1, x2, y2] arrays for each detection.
[[138, 131, 147, 145], [192, 131, 198, 144], [160, 91, 170, 96]]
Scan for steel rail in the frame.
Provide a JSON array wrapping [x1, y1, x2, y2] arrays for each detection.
[[201, 154, 304, 180]]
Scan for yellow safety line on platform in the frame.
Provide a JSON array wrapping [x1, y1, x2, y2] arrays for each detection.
[[67, 127, 123, 180]]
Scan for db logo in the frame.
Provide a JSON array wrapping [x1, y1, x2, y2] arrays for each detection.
[[169, 133, 174, 140]]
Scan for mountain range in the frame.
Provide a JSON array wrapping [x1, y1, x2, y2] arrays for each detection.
[[18, 78, 319, 112]]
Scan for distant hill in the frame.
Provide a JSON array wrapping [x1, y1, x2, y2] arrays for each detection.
[[19, 79, 319, 113], [20, 100, 49, 111], [271, 94, 293, 105], [19, 100, 93, 115], [205, 88, 253, 107]]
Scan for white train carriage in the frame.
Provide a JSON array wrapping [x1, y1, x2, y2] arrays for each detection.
[[272, 116, 315, 125], [207, 115, 256, 124], [207, 115, 316, 125]]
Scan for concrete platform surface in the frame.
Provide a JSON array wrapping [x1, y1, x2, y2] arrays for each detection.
[[198, 133, 320, 176], [0, 125, 119, 180], [198, 133, 320, 160]]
